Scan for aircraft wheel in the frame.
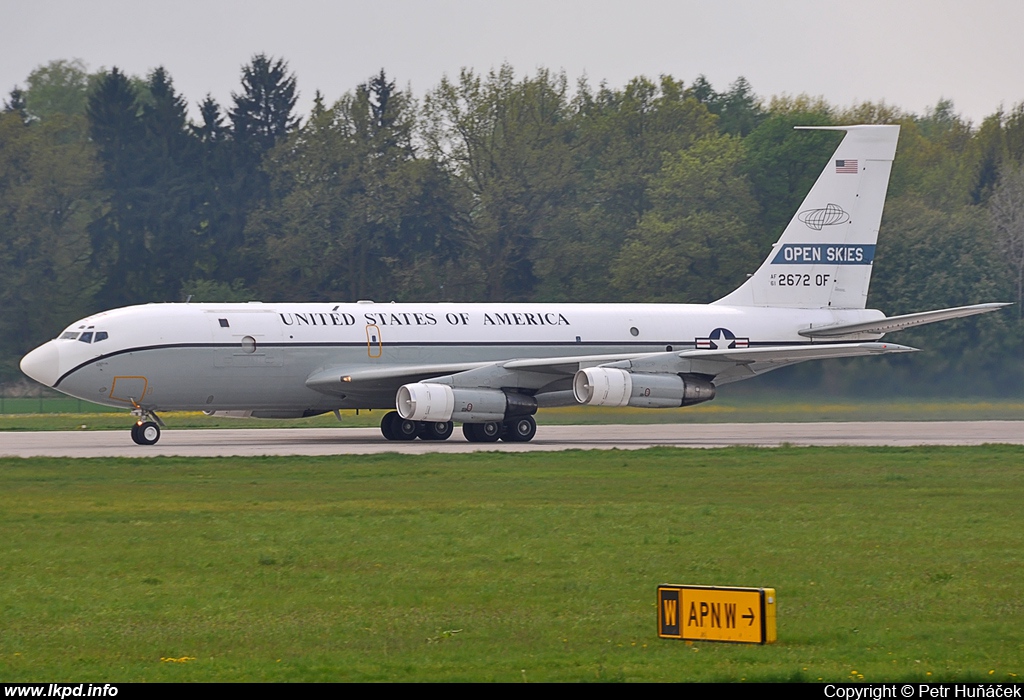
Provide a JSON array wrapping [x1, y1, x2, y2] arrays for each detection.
[[420, 421, 454, 441], [134, 421, 161, 446], [380, 411, 399, 440], [463, 421, 501, 443], [393, 417, 419, 441], [502, 415, 536, 442]]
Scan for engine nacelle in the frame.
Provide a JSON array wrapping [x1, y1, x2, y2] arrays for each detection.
[[396, 383, 455, 421], [573, 367, 632, 407], [397, 383, 538, 423], [573, 368, 716, 408]]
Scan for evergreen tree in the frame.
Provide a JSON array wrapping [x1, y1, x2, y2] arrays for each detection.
[[230, 54, 299, 160], [3, 87, 28, 121], [252, 70, 463, 301], [194, 95, 228, 143], [139, 67, 203, 293], [220, 55, 300, 284], [87, 67, 147, 307]]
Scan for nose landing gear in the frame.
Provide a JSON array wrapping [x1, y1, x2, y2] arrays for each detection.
[[129, 407, 164, 445], [131, 420, 161, 445]]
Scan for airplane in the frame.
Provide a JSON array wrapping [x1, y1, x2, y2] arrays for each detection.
[[19, 124, 1009, 446]]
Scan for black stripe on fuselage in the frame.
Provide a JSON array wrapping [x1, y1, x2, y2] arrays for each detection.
[[52, 339, 830, 388]]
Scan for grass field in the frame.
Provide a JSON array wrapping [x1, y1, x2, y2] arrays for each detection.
[[3, 396, 1024, 432], [1, 446, 1022, 682]]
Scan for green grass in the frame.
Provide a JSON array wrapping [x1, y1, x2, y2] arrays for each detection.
[[1, 447, 1023, 682], [3, 396, 1024, 431]]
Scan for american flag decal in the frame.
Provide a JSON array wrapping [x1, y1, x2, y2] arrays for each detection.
[[836, 159, 858, 173]]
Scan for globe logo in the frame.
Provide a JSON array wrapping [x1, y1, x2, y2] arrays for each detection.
[[797, 203, 850, 231]]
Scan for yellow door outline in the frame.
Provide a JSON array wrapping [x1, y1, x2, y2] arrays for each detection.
[[109, 376, 149, 404], [365, 324, 382, 358]]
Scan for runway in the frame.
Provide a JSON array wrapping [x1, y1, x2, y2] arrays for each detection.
[[2, 421, 1022, 458]]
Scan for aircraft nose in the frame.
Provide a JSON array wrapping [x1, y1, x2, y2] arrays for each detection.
[[20, 341, 61, 387]]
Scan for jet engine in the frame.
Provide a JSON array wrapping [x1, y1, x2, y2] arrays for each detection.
[[397, 383, 538, 423], [572, 368, 715, 408]]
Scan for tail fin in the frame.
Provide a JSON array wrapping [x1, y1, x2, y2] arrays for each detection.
[[714, 125, 899, 309]]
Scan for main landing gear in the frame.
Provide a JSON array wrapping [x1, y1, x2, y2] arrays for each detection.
[[379, 411, 536, 443], [129, 408, 164, 445]]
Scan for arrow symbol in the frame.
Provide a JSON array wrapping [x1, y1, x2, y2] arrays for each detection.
[[743, 608, 755, 626]]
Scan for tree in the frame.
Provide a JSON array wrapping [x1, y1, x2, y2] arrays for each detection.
[[219, 55, 300, 284], [611, 134, 759, 302], [87, 67, 146, 306], [137, 67, 205, 292], [252, 70, 463, 301], [870, 196, 1018, 393], [687, 76, 764, 136], [536, 74, 718, 301], [3, 87, 27, 121], [230, 54, 299, 159], [423, 65, 578, 301], [87, 67, 203, 305], [193, 94, 228, 143], [0, 111, 99, 379], [743, 110, 838, 246], [988, 165, 1024, 316], [23, 59, 95, 121]]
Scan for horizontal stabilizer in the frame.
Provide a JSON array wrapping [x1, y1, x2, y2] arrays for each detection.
[[798, 303, 1011, 338]]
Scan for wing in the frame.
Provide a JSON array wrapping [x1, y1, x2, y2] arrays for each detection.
[[306, 342, 917, 398], [670, 341, 917, 384], [304, 352, 656, 399]]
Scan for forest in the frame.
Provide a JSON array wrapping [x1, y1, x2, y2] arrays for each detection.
[[2, 56, 1022, 394]]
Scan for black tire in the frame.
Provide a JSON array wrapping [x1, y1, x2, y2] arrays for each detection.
[[130, 423, 142, 445], [420, 421, 454, 441], [502, 415, 537, 442], [393, 417, 419, 441], [136, 421, 160, 445], [380, 411, 399, 440], [463, 421, 501, 443]]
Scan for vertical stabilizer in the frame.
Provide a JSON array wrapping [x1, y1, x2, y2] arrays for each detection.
[[714, 125, 899, 309]]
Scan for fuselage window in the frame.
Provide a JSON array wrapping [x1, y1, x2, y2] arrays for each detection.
[[94, 331, 108, 342], [78, 332, 94, 344], [60, 332, 79, 340], [219, 318, 230, 328]]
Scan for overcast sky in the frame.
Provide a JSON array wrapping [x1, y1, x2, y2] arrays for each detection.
[[3, 0, 1022, 125]]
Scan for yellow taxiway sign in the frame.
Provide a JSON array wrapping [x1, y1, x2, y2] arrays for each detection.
[[658, 585, 776, 644]]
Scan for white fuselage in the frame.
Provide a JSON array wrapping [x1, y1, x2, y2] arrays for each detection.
[[25, 301, 884, 414]]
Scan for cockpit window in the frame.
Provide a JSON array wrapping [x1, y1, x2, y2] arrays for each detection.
[[78, 332, 94, 344], [60, 332, 79, 340], [95, 331, 108, 342]]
